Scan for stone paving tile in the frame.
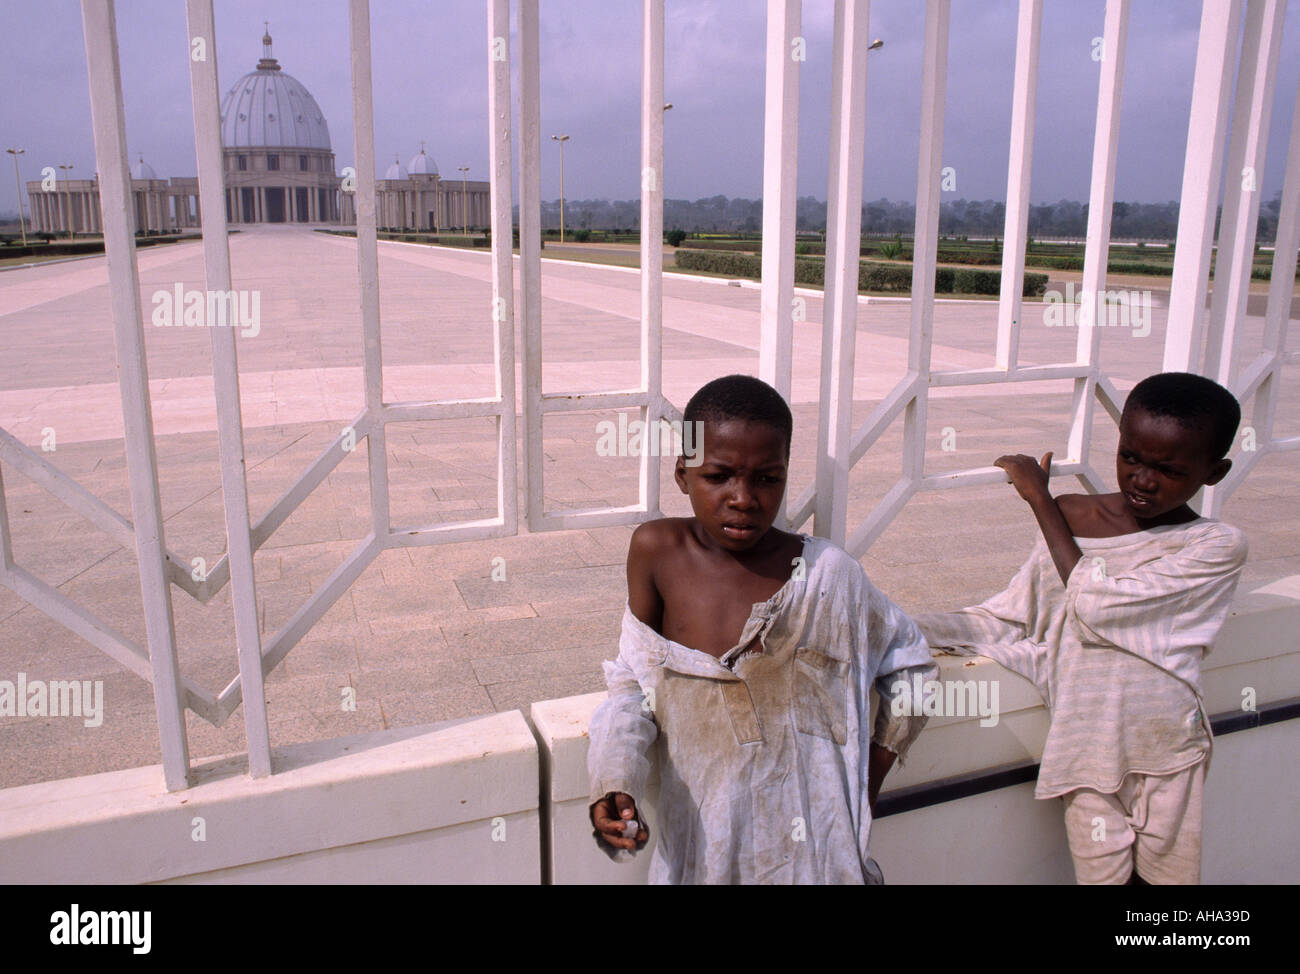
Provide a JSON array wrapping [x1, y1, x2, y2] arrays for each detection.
[[1242, 556, 1300, 588], [0, 718, 163, 788], [470, 642, 616, 687], [485, 671, 609, 713], [529, 593, 626, 617], [405, 535, 597, 579], [354, 625, 450, 663], [352, 659, 479, 699], [266, 700, 388, 746], [347, 574, 466, 617], [185, 709, 249, 761], [441, 609, 623, 658], [454, 564, 626, 610], [373, 685, 495, 729], [277, 634, 362, 677], [365, 603, 536, 637], [262, 672, 352, 713]]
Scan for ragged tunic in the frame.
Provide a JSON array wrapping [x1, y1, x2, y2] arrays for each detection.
[[915, 519, 1247, 799], [587, 534, 937, 884]]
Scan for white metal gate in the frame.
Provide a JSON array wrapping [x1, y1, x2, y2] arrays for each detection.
[[0, 0, 1294, 791]]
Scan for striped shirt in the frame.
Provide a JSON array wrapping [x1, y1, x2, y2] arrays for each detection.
[[915, 519, 1247, 798]]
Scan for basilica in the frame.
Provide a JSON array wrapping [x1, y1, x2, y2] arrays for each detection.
[[25, 30, 489, 235]]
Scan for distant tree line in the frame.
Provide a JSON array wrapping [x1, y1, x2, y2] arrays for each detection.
[[523, 192, 1286, 242]]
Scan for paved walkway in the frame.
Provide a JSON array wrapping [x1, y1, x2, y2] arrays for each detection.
[[1, 225, 1296, 787]]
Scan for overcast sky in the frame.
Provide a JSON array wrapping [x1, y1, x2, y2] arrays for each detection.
[[2, 0, 1299, 217]]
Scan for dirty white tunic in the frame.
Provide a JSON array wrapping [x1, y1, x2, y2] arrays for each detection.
[[587, 535, 937, 884], [915, 519, 1247, 799]]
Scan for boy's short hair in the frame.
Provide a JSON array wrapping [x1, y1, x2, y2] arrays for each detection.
[[1123, 372, 1241, 461], [683, 374, 793, 456]]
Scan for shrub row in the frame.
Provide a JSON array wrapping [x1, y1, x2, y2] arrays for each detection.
[[0, 234, 196, 259], [938, 249, 1002, 265], [674, 249, 764, 277], [674, 248, 1048, 296], [349, 230, 544, 249], [677, 239, 762, 253]]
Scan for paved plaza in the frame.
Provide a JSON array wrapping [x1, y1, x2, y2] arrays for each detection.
[[1, 225, 1296, 788]]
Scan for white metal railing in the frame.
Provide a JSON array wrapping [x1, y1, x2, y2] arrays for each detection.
[[1194, 0, 1300, 514], [774, 0, 1125, 553], [773, 0, 1297, 553], [0, 0, 1293, 791], [518, 0, 673, 532]]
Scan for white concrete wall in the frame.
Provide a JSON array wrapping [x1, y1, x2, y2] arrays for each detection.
[[0, 712, 539, 884], [537, 575, 1300, 884], [1, 578, 1296, 884]]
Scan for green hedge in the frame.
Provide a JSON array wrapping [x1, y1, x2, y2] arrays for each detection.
[[676, 239, 763, 253], [675, 249, 763, 276], [675, 249, 1048, 296], [0, 234, 196, 259], [938, 249, 1002, 265]]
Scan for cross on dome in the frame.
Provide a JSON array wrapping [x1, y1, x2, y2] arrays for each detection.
[[257, 23, 281, 71]]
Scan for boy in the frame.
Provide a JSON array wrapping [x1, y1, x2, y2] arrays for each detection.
[[586, 374, 937, 884], [916, 372, 1247, 885]]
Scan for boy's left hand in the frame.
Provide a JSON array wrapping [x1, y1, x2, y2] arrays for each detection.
[[868, 742, 898, 817], [995, 451, 1053, 504], [591, 792, 649, 853]]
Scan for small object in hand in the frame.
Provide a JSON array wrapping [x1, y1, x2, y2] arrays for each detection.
[[621, 818, 640, 838]]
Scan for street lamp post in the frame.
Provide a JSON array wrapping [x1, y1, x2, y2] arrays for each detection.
[[551, 134, 569, 243], [58, 164, 74, 237], [5, 147, 26, 246], [457, 166, 469, 235]]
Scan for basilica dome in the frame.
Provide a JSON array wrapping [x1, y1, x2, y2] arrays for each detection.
[[219, 31, 331, 150]]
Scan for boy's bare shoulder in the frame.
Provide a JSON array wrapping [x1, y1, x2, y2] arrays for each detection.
[[628, 517, 694, 562], [1054, 492, 1112, 536], [1054, 492, 1099, 517]]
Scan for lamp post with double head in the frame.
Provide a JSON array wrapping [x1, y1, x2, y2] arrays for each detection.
[[550, 134, 569, 243], [457, 166, 469, 235], [57, 164, 76, 237]]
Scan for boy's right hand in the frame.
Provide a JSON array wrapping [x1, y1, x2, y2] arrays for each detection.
[[591, 791, 648, 852], [995, 451, 1053, 504]]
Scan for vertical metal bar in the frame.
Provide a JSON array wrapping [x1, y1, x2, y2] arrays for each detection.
[[185, 0, 272, 778], [995, 0, 1042, 371], [0, 465, 13, 579], [813, 0, 869, 547], [640, 0, 665, 516], [1163, 0, 1244, 373], [1260, 72, 1300, 368], [759, 0, 800, 406], [816, 0, 845, 537], [80, 0, 191, 791], [487, 0, 519, 533], [1203, 0, 1285, 386], [348, 0, 390, 540], [1067, 0, 1128, 470], [1206, 69, 1300, 516], [519, 0, 544, 529], [902, 0, 949, 483]]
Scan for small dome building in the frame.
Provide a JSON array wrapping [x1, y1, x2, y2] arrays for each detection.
[[375, 141, 488, 233], [384, 156, 408, 181], [130, 156, 158, 180], [220, 28, 341, 223]]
